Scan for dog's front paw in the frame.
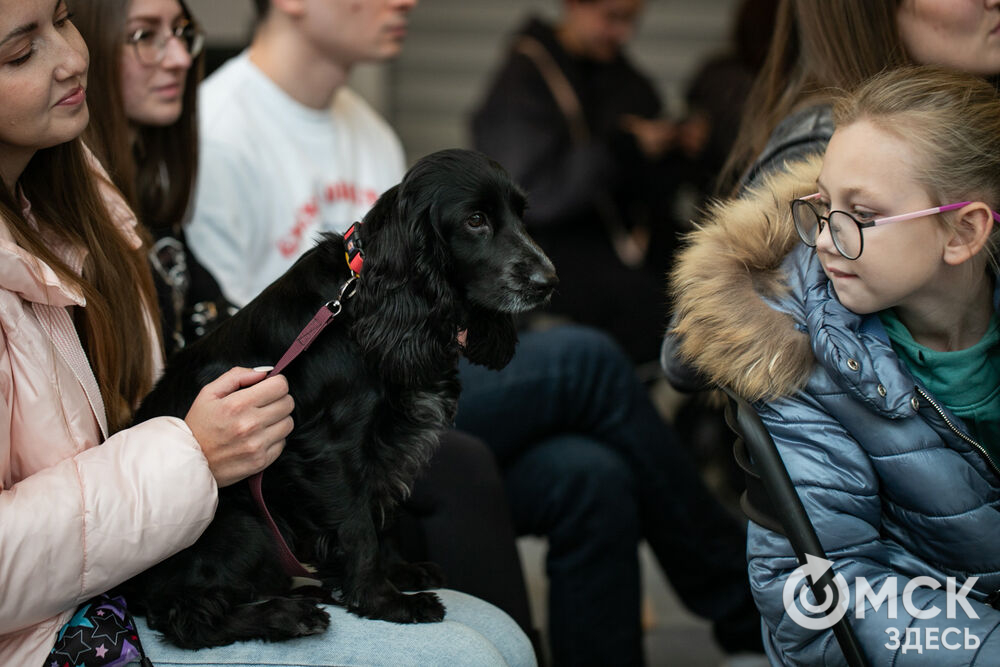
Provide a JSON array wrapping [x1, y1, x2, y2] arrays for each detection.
[[351, 590, 446, 624], [262, 598, 331, 641], [397, 591, 446, 623], [293, 602, 332, 637], [388, 560, 445, 591]]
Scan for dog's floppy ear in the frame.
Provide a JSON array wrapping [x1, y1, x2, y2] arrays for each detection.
[[352, 184, 458, 385], [462, 306, 518, 370]]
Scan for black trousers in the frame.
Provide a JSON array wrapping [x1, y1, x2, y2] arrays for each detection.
[[398, 430, 536, 638]]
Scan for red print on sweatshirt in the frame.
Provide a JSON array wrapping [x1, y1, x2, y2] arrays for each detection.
[[276, 181, 379, 258]]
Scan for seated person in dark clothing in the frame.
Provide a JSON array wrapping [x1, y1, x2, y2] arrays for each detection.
[[471, 0, 683, 365], [680, 0, 779, 200]]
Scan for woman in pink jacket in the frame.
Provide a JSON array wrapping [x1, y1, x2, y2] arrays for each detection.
[[0, 2, 535, 666], [0, 0, 290, 662], [0, 0, 297, 662]]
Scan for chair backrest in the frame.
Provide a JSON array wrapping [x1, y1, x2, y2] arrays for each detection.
[[723, 388, 869, 667]]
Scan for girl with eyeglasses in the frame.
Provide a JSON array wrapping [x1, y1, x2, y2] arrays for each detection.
[[670, 65, 1000, 665], [68, 0, 234, 357]]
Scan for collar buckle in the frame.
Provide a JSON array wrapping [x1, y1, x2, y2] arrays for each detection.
[[344, 222, 365, 277]]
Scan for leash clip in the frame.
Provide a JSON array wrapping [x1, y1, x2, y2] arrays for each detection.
[[324, 275, 359, 316]]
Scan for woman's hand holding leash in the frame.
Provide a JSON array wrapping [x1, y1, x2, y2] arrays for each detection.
[[184, 367, 295, 487]]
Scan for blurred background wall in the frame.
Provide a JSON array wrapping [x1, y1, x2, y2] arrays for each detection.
[[188, 0, 740, 163]]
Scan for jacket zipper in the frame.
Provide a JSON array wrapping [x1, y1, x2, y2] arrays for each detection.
[[915, 386, 1000, 479], [916, 387, 1000, 610]]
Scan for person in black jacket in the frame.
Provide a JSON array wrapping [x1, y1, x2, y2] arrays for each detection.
[[471, 0, 682, 366], [471, 3, 764, 665]]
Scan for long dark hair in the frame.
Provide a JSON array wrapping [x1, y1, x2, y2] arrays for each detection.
[[721, 0, 906, 192], [0, 138, 161, 433], [70, 0, 202, 233]]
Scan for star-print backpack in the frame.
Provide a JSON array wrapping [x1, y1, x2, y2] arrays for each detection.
[[45, 594, 152, 667]]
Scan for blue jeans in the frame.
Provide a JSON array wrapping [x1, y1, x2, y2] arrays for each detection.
[[457, 326, 757, 666], [131, 589, 535, 666]]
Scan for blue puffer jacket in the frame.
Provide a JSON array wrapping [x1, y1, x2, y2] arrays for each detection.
[[669, 157, 1000, 665]]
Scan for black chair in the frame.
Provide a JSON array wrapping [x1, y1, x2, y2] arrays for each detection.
[[723, 387, 869, 667]]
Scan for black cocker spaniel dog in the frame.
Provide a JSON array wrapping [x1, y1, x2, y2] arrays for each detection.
[[124, 149, 557, 648]]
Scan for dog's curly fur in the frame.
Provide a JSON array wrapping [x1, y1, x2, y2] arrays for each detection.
[[123, 149, 557, 648]]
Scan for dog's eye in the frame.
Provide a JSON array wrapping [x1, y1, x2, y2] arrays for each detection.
[[466, 212, 488, 228]]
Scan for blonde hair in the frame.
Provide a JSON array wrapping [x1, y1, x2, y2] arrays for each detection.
[[833, 66, 1000, 264]]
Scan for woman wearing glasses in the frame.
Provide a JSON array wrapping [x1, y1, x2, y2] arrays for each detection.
[[69, 0, 234, 357], [670, 65, 1000, 665]]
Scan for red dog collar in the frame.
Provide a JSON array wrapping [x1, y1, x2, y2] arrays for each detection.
[[344, 223, 364, 276]]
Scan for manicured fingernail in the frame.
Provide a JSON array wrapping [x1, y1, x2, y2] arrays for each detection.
[[253, 366, 274, 373]]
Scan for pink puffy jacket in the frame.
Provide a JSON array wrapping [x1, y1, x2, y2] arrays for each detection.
[[0, 164, 218, 666]]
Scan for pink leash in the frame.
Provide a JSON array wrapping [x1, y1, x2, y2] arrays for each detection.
[[248, 228, 363, 580]]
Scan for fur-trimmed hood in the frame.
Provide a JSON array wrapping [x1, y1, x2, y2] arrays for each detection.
[[669, 157, 822, 401]]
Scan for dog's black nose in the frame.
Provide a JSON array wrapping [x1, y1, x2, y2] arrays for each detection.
[[530, 268, 559, 292]]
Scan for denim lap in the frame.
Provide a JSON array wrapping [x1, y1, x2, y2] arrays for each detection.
[[130, 589, 535, 667]]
